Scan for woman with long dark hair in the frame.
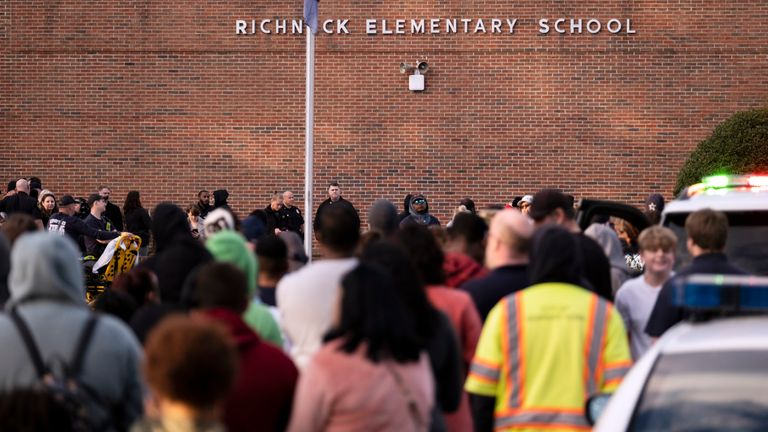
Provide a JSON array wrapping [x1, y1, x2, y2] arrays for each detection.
[[123, 191, 152, 258], [361, 242, 463, 432], [288, 263, 434, 432], [396, 224, 482, 432]]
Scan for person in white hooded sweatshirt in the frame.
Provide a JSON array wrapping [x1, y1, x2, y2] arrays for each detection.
[[0, 232, 143, 431]]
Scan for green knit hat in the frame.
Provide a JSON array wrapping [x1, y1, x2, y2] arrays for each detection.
[[205, 230, 259, 296]]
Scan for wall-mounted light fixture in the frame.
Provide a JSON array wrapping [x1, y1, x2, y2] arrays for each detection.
[[399, 61, 429, 91]]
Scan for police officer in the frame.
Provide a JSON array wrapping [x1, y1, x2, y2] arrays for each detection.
[[280, 191, 304, 238]]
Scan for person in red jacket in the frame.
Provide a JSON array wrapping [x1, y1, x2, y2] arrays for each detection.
[[192, 261, 299, 432]]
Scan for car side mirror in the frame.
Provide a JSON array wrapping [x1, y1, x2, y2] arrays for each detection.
[[585, 393, 612, 425]]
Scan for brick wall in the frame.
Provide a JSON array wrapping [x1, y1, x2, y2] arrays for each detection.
[[2, 0, 768, 231]]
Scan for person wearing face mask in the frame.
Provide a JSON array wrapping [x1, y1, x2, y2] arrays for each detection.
[[400, 194, 440, 228]]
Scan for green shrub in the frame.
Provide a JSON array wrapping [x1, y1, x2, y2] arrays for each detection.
[[675, 108, 768, 195]]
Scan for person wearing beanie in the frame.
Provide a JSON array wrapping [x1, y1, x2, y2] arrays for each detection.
[[400, 194, 441, 227], [205, 230, 283, 348]]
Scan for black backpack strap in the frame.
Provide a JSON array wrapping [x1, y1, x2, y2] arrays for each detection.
[[70, 315, 99, 378], [9, 307, 48, 378]]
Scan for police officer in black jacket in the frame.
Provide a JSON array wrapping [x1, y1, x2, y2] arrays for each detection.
[[280, 191, 304, 238]]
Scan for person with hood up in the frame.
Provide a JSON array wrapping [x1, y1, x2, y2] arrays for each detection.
[[139, 203, 212, 304], [0, 232, 143, 430], [400, 194, 441, 228], [212, 189, 232, 213], [585, 223, 632, 296], [398, 193, 413, 223], [205, 230, 283, 348]]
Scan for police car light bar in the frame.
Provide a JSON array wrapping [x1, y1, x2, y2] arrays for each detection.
[[675, 274, 768, 311], [685, 174, 768, 198]]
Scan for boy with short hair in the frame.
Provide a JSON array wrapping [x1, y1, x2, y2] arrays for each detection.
[[615, 226, 677, 359]]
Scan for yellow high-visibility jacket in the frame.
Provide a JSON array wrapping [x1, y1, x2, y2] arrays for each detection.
[[465, 282, 632, 431]]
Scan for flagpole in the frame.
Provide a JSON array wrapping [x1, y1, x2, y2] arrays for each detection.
[[304, 28, 315, 261]]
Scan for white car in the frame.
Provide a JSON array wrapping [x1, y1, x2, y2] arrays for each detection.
[[591, 275, 768, 431], [662, 174, 768, 275]]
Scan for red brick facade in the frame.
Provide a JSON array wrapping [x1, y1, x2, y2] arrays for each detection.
[[2, 1, 768, 225]]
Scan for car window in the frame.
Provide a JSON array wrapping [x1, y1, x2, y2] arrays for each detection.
[[630, 350, 768, 432], [664, 211, 768, 275]]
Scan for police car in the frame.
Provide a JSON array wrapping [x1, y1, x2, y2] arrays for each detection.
[[589, 274, 768, 431], [662, 174, 768, 275]]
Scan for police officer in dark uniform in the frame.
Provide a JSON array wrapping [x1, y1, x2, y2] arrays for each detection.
[[264, 192, 285, 235], [279, 190, 304, 238]]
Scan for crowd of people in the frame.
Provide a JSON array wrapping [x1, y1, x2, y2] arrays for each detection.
[[0, 176, 748, 431]]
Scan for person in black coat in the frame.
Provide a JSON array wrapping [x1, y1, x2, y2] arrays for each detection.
[[99, 186, 124, 231], [529, 189, 613, 302], [123, 191, 153, 257], [0, 179, 43, 228], [264, 193, 284, 235], [139, 203, 212, 304], [646, 209, 747, 338], [313, 182, 359, 235]]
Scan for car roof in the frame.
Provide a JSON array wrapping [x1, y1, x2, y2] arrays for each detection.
[[664, 190, 768, 214], [659, 317, 768, 354]]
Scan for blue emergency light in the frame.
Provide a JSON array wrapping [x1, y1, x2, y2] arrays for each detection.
[[674, 274, 768, 311]]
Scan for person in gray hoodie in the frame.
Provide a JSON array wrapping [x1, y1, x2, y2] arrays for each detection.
[[399, 194, 441, 228], [0, 232, 143, 430]]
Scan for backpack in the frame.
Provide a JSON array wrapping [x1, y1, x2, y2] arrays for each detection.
[[10, 307, 101, 432]]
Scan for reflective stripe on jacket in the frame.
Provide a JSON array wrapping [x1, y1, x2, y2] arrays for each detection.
[[465, 282, 632, 431]]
